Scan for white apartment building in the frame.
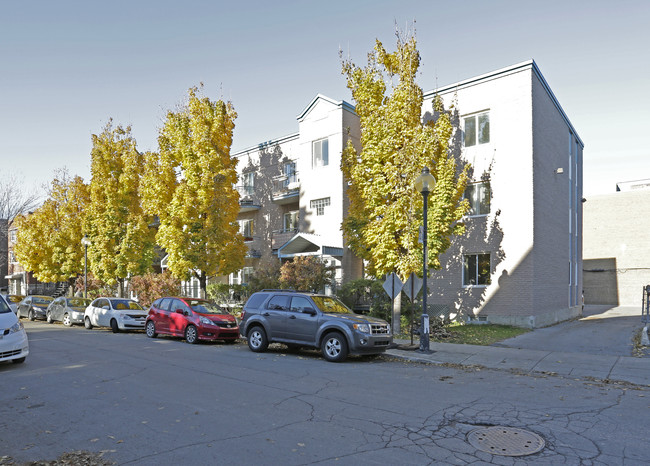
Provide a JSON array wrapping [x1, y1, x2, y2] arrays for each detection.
[[229, 60, 583, 328], [230, 95, 363, 291]]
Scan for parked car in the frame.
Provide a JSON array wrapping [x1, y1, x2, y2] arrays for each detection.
[[46, 297, 92, 326], [16, 295, 54, 321], [84, 297, 147, 333], [239, 290, 392, 362], [146, 297, 239, 344], [0, 295, 29, 364], [2, 294, 24, 315]]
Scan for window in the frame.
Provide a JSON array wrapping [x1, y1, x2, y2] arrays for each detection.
[[9, 251, 16, 263], [464, 182, 490, 216], [240, 219, 254, 240], [464, 112, 490, 147], [290, 296, 315, 313], [242, 267, 254, 285], [267, 295, 290, 311], [283, 162, 297, 184], [310, 197, 330, 216], [463, 253, 491, 286], [284, 211, 299, 231], [312, 138, 329, 167], [9, 230, 16, 243], [241, 171, 255, 197]]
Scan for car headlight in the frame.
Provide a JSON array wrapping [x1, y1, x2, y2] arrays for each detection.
[[353, 323, 370, 334], [199, 316, 213, 326], [121, 314, 132, 320], [9, 322, 24, 334]]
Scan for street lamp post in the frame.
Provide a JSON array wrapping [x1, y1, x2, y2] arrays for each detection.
[[81, 235, 91, 299], [415, 167, 436, 353]]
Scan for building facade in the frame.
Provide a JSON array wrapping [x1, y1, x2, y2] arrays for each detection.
[[230, 95, 363, 291], [229, 60, 583, 328], [583, 181, 650, 306]]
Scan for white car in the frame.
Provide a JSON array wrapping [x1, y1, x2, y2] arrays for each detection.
[[84, 297, 148, 333], [0, 295, 29, 364]]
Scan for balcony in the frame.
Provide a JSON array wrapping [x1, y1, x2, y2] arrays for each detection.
[[272, 173, 300, 205], [237, 185, 261, 212]]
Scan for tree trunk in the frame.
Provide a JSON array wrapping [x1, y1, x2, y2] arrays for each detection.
[[199, 272, 207, 299]]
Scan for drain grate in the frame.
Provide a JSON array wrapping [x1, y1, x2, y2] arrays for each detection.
[[467, 426, 545, 456]]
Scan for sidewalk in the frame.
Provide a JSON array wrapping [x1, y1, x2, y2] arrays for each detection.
[[385, 305, 650, 387], [386, 340, 650, 386]]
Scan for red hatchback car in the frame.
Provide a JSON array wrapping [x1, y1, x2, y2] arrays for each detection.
[[145, 297, 239, 344]]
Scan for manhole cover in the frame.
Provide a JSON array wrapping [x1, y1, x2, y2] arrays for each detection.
[[467, 426, 545, 456]]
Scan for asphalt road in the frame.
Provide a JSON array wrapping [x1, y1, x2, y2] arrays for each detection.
[[1, 321, 649, 465]]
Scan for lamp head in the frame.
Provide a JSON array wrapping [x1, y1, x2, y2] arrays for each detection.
[[415, 167, 436, 194]]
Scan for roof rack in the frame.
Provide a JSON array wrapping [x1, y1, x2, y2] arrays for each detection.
[[260, 289, 297, 292]]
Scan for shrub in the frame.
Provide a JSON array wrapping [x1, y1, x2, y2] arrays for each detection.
[[129, 272, 181, 308]]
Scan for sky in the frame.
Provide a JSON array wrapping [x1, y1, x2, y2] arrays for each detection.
[[1, 0, 648, 198]]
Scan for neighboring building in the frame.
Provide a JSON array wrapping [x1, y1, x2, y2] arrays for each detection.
[[226, 60, 584, 328], [583, 181, 650, 306]]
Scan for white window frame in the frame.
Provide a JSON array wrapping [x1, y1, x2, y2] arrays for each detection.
[[464, 182, 490, 216], [284, 211, 299, 231], [312, 138, 329, 167], [240, 219, 254, 240], [463, 253, 491, 287], [310, 197, 330, 216], [463, 111, 490, 147]]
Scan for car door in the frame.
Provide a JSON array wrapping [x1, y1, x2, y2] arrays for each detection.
[[285, 296, 320, 343], [96, 299, 111, 326], [50, 297, 61, 321], [168, 299, 190, 337], [18, 297, 31, 318], [263, 295, 290, 340], [150, 298, 170, 334]]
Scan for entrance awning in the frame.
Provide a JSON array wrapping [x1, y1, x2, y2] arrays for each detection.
[[278, 233, 343, 258]]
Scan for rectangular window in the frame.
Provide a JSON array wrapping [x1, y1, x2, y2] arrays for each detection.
[[242, 267, 254, 285], [9, 230, 16, 243], [310, 197, 330, 216], [284, 211, 299, 231], [464, 182, 490, 216], [463, 253, 491, 286], [240, 219, 254, 240], [312, 138, 329, 167], [464, 112, 490, 146], [283, 162, 297, 184]]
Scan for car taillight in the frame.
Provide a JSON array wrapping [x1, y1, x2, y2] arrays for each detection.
[[240, 311, 246, 320]]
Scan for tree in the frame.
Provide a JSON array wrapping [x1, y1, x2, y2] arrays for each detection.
[[247, 255, 281, 292], [341, 30, 470, 281], [85, 120, 156, 296], [279, 256, 335, 293], [0, 172, 40, 224], [141, 86, 246, 297], [129, 272, 180, 308], [13, 170, 89, 284]]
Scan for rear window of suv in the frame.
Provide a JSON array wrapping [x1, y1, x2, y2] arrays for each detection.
[[245, 293, 269, 310]]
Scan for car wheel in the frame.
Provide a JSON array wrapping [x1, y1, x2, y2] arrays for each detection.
[[84, 317, 93, 329], [110, 319, 120, 333], [247, 326, 268, 352], [46, 311, 53, 323], [12, 357, 26, 364], [28, 310, 35, 321], [146, 321, 157, 338], [62, 313, 72, 327], [185, 325, 198, 344], [321, 331, 349, 362]]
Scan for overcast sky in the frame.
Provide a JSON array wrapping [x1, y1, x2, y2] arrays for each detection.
[[1, 0, 648, 197]]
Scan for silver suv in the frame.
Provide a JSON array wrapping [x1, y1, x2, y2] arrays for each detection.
[[239, 290, 392, 362]]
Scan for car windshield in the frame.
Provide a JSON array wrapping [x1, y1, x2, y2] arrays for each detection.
[[68, 298, 91, 307], [189, 300, 226, 315], [111, 300, 143, 311], [33, 297, 53, 305], [0, 298, 10, 313], [311, 296, 352, 314]]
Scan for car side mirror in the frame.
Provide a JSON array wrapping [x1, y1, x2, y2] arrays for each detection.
[[175, 309, 184, 314], [303, 308, 317, 316]]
